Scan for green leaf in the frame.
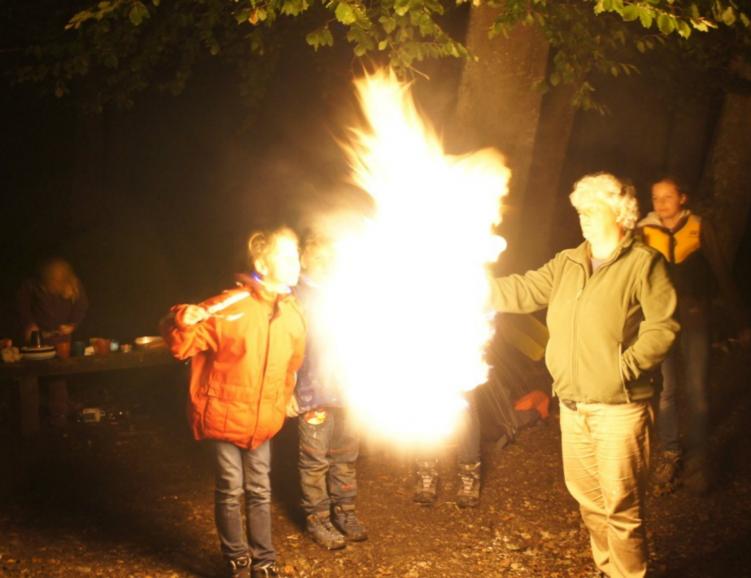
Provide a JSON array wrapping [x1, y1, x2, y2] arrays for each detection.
[[740, 13, 751, 28], [638, 8, 653, 29], [128, 2, 149, 26], [394, 0, 410, 17], [305, 26, 334, 50], [235, 8, 251, 24], [379, 15, 397, 33], [676, 19, 691, 38], [335, 2, 357, 24], [620, 5, 639, 22], [636, 39, 646, 53], [721, 6, 736, 26], [657, 13, 675, 34]]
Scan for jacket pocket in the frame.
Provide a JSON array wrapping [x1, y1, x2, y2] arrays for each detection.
[[617, 343, 631, 402]]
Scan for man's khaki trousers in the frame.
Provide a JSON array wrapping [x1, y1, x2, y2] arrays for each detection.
[[560, 401, 654, 578]]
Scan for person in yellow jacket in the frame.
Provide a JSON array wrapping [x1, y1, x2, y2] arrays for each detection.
[[638, 178, 750, 493], [489, 173, 678, 578]]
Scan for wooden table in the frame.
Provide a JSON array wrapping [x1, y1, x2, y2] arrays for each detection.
[[0, 348, 178, 436]]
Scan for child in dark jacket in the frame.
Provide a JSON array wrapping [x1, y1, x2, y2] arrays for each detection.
[[293, 234, 367, 550]]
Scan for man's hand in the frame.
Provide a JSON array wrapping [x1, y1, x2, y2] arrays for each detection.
[[181, 305, 209, 326]]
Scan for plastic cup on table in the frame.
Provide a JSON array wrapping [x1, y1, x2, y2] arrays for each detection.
[[55, 341, 71, 359], [71, 341, 86, 357]]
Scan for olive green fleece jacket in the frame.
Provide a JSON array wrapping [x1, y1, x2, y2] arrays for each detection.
[[490, 235, 679, 404]]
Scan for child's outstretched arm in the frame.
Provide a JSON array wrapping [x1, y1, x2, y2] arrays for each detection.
[[160, 304, 219, 360]]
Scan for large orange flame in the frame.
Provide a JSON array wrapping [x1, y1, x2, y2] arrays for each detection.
[[313, 69, 510, 446]]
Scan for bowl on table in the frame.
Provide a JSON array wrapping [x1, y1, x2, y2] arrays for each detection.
[[134, 336, 166, 350], [20, 345, 56, 361]]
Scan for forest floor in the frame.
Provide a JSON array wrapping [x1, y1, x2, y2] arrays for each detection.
[[1, 346, 750, 578]]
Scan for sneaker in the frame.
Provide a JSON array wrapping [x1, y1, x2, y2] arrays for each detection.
[[456, 461, 481, 508], [250, 562, 279, 578], [414, 459, 439, 505], [333, 503, 368, 542], [653, 450, 681, 495], [226, 555, 251, 578], [306, 511, 346, 550]]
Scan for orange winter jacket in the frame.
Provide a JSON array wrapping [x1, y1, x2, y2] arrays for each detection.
[[161, 275, 306, 449]]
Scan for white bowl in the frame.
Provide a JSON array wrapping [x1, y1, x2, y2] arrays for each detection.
[[134, 336, 166, 350], [21, 350, 56, 361]]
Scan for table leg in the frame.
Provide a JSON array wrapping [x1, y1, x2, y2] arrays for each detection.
[[19, 375, 40, 436]]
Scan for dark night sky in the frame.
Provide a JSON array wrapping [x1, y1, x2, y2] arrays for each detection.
[[1, 24, 750, 345]]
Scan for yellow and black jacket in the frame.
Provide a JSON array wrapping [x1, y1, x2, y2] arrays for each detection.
[[638, 211, 711, 301], [638, 210, 748, 325]]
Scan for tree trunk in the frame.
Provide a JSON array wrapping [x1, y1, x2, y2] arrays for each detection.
[[700, 91, 751, 262], [453, 9, 549, 266], [518, 82, 577, 267]]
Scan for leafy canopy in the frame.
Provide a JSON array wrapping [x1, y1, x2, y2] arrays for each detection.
[[4, 0, 750, 109]]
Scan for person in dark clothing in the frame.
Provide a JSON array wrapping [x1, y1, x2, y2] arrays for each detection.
[[638, 178, 750, 493], [18, 257, 88, 345], [291, 234, 367, 551], [17, 258, 88, 425]]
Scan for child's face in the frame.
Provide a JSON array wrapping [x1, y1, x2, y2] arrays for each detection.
[[259, 236, 301, 290], [301, 244, 334, 282], [651, 181, 686, 222]]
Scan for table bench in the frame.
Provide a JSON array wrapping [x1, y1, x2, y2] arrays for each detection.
[[0, 348, 178, 436]]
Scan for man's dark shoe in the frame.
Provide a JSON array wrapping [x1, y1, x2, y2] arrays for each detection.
[[456, 461, 481, 508], [226, 555, 251, 578], [414, 459, 439, 505], [250, 562, 279, 578], [306, 511, 346, 550], [332, 503, 368, 542]]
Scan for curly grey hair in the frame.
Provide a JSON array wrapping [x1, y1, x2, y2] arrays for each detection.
[[569, 172, 639, 230]]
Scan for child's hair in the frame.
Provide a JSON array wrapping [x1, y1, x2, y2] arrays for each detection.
[[247, 226, 298, 271], [301, 231, 331, 257], [654, 176, 688, 196]]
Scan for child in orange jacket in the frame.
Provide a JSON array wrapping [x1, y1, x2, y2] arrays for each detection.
[[161, 227, 306, 578]]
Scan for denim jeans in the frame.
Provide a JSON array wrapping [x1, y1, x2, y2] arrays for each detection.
[[457, 395, 482, 464], [211, 440, 275, 565], [657, 303, 709, 455], [561, 401, 654, 578], [298, 408, 359, 515]]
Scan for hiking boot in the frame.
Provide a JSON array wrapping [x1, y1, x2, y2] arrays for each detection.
[[414, 459, 439, 505], [653, 450, 681, 495], [250, 562, 279, 578], [306, 511, 346, 550], [333, 503, 368, 542], [226, 555, 251, 578], [456, 461, 481, 508], [684, 453, 711, 495]]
